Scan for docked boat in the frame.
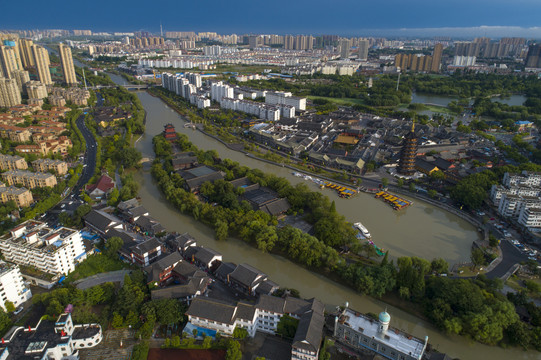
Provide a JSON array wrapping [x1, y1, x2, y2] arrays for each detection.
[[354, 222, 371, 238]]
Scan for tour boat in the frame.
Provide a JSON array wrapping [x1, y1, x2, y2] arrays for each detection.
[[354, 222, 371, 238]]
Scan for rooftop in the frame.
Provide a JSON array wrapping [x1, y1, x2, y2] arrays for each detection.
[[340, 308, 426, 359]]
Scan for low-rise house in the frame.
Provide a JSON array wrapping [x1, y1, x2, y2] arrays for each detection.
[[172, 152, 198, 171], [166, 232, 197, 254], [214, 262, 236, 282], [178, 166, 225, 193], [83, 210, 123, 235], [144, 251, 183, 286], [150, 276, 209, 303], [124, 205, 149, 222], [193, 247, 222, 271], [120, 237, 163, 267], [228, 263, 268, 296], [117, 198, 140, 212], [135, 215, 165, 235], [85, 174, 115, 200]]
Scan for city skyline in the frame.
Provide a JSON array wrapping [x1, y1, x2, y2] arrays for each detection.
[[2, 0, 541, 38]]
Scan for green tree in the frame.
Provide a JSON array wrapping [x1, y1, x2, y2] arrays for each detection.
[[105, 236, 123, 258], [431, 258, 449, 275], [4, 301, 15, 313], [131, 341, 150, 360], [225, 340, 242, 360], [470, 248, 487, 268], [409, 182, 416, 192], [276, 315, 299, 338], [111, 312, 124, 329], [202, 336, 213, 349], [381, 177, 389, 188], [233, 327, 249, 339], [525, 280, 541, 294], [397, 178, 404, 187]]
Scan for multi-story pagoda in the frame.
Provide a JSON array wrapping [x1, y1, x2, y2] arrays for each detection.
[[397, 122, 418, 175], [163, 123, 178, 143]]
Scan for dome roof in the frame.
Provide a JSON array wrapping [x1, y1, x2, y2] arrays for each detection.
[[379, 311, 391, 323]]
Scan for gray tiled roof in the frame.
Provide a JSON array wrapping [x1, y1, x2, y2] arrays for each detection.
[[186, 297, 237, 325], [84, 210, 121, 233], [256, 294, 285, 314], [229, 263, 267, 288], [292, 311, 325, 353], [194, 247, 221, 265]]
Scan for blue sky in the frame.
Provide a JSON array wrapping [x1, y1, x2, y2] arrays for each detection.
[[2, 0, 541, 37]]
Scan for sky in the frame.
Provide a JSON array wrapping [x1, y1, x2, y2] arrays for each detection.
[[2, 0, 541, 38]]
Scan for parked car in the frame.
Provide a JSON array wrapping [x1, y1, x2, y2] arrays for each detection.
[[13, 307, 23, 315]]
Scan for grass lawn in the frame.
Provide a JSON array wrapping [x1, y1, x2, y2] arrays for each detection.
[[307, 95, 366, 106], [423, 104, 455, 115], [457, 265, 485, 277], [64, 254, 130, 283]]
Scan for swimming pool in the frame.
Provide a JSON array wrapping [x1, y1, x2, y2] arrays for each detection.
[[183, 322, 217, 339]]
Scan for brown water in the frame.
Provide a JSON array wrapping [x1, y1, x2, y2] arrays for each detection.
[[105, 73, 535, 359]]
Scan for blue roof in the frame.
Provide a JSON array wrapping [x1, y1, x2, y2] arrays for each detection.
[[379, 311, 391, 323]]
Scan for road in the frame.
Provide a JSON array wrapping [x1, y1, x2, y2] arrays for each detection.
[[74, 270, 131, 290], [486, 239, 529, 279], [43, 111, 98, 227]]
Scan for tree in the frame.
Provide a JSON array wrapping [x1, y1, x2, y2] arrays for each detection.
[[427, 189, 438, 199], [489, 234, 499, 248], [409, 182, 416, 192], [276, 315, 299, 339], [131, 341, 150, 360], [233, 326, 248, 339], [202, 336, 213, 349], [381, 177, 389, 188], [397, 178, 404, 187], [524, 280, 541, 294], [105, 236, 123, 258], [112, 312, 124, 328], [225, 340, 242, 360], [431, 258, 449, 275], [470, 248, 487, 269], [153, 299, 183, 325], [4, 301, 15, 313]]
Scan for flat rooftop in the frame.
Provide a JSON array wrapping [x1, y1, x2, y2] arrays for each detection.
[[340, 309, 425, 359]]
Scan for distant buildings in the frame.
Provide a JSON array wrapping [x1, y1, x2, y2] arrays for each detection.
[[525, 44, 541, 69], [0, 78, 21, 107]]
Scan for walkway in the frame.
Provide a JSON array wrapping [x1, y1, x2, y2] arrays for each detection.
[[74, 270, 131, 290]]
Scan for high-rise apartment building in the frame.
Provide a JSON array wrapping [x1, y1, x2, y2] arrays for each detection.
[[431, 43, 443, 72], [58, 43, 77, 85], [339, 39, 351, 59], [525, 44, 541, 69], [10, 69, 30, 93], [25, 80, 48, 100], [358, 39, 369, 60], [31, 45, 52, 85], [0, 78, 22, 107], [1, 40, 23, 71], [0, 45, 20, 78], [284, 35, 295, 50], [18, 39, 34, 68]]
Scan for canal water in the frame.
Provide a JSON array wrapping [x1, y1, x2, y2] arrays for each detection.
[[106, 73, 536, 359]]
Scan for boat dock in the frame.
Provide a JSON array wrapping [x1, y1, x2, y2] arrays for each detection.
[[375, 191, 413, 210], [292, 172, 358, 198]]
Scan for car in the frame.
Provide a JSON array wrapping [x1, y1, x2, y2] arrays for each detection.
[[13, 307, 23, 315], [477, 211, 485, 216]]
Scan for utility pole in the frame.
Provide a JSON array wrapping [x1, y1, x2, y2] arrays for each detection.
[[396, 72, 401, 92], [82, 68, 87, 90], [160, 22, 163, 37]]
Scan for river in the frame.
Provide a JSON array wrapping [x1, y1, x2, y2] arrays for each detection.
[[105, 72, 536, 359]]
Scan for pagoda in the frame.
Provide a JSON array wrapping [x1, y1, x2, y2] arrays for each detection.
[[163, 123, 178, 142], [397, 122, 418, 175]]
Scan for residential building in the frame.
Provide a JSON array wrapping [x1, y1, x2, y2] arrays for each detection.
[[0, 261, 32, 311], [518, 207, 541, 230], [1, 170, 57, 189], [31, 45, 52, 85], [0, 184, 33, 207], [503, 171, 541, 188], [83, 210, 123, 235], [0, 154, 27, 170], [0, 45, 19, 79], [85, 174, 115, 200], [228, 263, 268, 296], [265, 91, 306, 111], [49, 95, 66, 107], [431, 44, 443, 73], [10, 69, 29, 93], [358, 39, 369, 60], [119, 237, 162, 267], [32, 158, 68, 175], [0, 312, 102, 360], [177, 166, 225, 193], [0, 220, 87, 276], [0, 78, 22, 107], [210, 81, 234, 104], [58, 43, 77, 85], [144, 251, 183, 285], [334, 307, 428, 360], [15, 136, 72, 156], [185, 295, 324, 359], [26, 80, 48, 100], [18, 38, 35, 68]]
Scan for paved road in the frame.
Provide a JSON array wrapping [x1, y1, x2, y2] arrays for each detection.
[[486, 240, 529, 279], [74, 270, 131, 290], [43, 111, 98, 227]]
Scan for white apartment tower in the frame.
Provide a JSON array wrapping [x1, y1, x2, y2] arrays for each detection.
[[0, 261, 32, 311]]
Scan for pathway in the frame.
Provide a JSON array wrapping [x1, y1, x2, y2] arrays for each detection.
[[74, 270, 131, 290]]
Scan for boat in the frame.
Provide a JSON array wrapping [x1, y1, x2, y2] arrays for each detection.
[[354, 222, 371, 238], [292, 172, 303, 177]]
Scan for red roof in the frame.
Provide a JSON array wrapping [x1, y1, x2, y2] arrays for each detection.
[[86, 175, 115, 194]]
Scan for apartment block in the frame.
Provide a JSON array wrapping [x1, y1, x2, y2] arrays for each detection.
[[265, 91, 306, 110], [32, 158, 68, 175], [49, 95, 66, 107], [18, 38, 34, 68], [0, 261, 32, 311], [0, 154, 27, 170], [0, 184, 34, 208], [0, 220, 87, 276], [0, 77, 22, 107], [210, 81, 234, 104], [31, 45, 52, 85], [10, 69, 30, 93], [0, 45, 19, 79], [503, 171, 541, 188], [26, 80, 48, 100], [58, 43, 77, 85], [1, 170, 57, 189], [15, 136, 72, 156], [0, 125, 31, 142]]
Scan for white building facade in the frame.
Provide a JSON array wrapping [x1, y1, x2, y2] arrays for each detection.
[[0, 261, 32, 311]]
